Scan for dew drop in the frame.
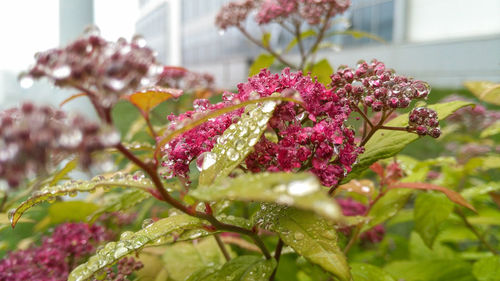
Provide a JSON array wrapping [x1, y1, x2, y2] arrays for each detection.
[[7, 208, 15, 224], [142, 218, 154, 229], [18, 73, 34, 89], [294, 232, 305, 240], [52, 65, 71, 79], [68, 190, 78, 197], [83, 25, 101, 36], [321, 230, 337, 240], [200, 152, 217, 170], [248, 137, 259, 147], [113, 243, 128, 259], [235, 140, 245, 150], [287, 178, 319, 196], [226, 148, 239, 161], [131, 35, 147, 48], [262, 101, 276, 113], [99, 127, 121, 146], [361, 186, 371, 193], [58, 129, 83, 148], [106, 78, 126, 91]]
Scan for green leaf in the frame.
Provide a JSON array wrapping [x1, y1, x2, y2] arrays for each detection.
[[68, 214, 202, 281], [345, 100, 473, 183], [8, 172, 153, 228], [481, 121, 500, 138], [409, 232, 456, 261], [414, 193, 454, 248], [50, 158, 78, 185], [351, 263, 396, 281], [198, 98, 278, 186], [473, 256, 500, 281], [461, 182, 500, 199], [326, 30, 386, 43], [364, 189, 413, 230], [262, 32, 271, 48], [192, 172, 342, 221], [45, 201, 98, 226], [157, 96, 302, 153], [88, 189, 152, 223], [464, 81, 500, 105], [265, 207, 351, 281], [249, 54, 275, 76], [163, 238, 229, 281], [384, 260, 475, 281], [285, 29, 317, 53], [189, 256, 277, 281], [464, 156, 500, 172], [310, 59, 333, 85]]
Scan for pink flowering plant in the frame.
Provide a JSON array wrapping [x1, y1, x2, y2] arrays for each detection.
[[1, 1, 499, 280]]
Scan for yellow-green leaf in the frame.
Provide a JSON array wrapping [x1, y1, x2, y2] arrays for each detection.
[[198, 98, 278, 186], [8, 172, 153, 227], [68, 215, 203, 281], [192, 172, 342, 221], [125, 87, 182, 116], [188, 256, 276, 281], [249, 54, 275, 76], [265, 207, 351, 281], [464, 81, 500, 105]]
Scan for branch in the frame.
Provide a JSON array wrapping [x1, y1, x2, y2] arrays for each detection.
[[269, 238, 284, 281], [302, 5, 335, 65], [456, 208, 499, 255], [237, 26, 299, 69], [115, 143, 272, 259], [214, 234, 232, 261]]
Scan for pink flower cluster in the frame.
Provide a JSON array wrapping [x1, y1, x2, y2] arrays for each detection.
[[0, 103, 119, 188], [445, 95, 500, 132], [157, 67, 215, 93], [216, 0, 351, 29], [96, 257, 143, 281], [215, 0, 255, 30], [331, 60, 431, 112], [25, 26, 163, 107], [162, 68, 361, 187], [0, 223, 109, 281], [337, 198, 385, 243], [408, 107, 441, 138]]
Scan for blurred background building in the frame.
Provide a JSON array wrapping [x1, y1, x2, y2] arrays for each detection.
[[136, 0, 500, 89], [1, 0, 499, 109]]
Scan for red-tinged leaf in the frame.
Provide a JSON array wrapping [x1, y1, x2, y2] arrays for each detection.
[[125, 87, 183, 116], [388, 182, 476, 212], [59, 93, 88, 107], [370, 162, 385, 179]]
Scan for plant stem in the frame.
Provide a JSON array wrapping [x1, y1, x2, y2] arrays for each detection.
[[237, 26, 298, 69], [352, 103, 373, 128], [456, 208, 499, 255], [269, 238, 284, 281], [214, 234, 231, 261], [343, 189, 386, 254], [302, 5, 335, 65], [115, 143, 272, 259]]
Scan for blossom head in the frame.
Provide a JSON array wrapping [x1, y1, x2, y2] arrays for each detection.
[[0, 103, 119, 187], [215, 0, 255, 30], [161, 68, 361, 187], [24, 26, 163, 107]]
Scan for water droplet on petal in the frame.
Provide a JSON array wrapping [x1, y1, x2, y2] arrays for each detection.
[[58, 129, 83, 148], [52, 65, 71, 79], [83, 25, 101, 36], [131, 35, 147, 48], [18, 73, 34, 89]]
